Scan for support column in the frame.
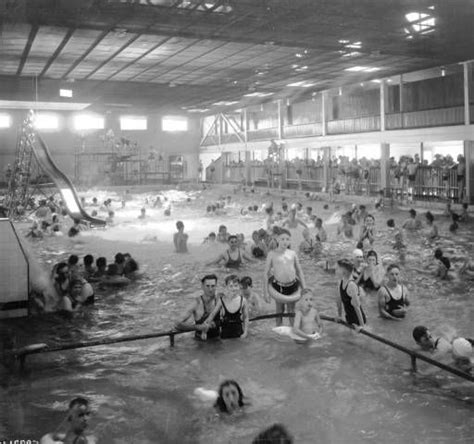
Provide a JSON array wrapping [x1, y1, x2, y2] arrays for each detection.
[[380, 143, 390, 193], [399, 74, 404, 128], [243, 109, 251, 185], [277, 99, 284, 141], [323, 146, 330, 192], [321, 91, 327, 136], [463, 62, 470, 125], [380, 80, 386, 131], [464, 141, 473, 204]]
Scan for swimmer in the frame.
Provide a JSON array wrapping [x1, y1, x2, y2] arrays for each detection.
[[459, 258, 474, 279], [359, 250, 384, 292], [207, 235, 254, 269], [41, 397, 95, 444], [217, 225, 229, 243], [337, 212, 354, 239], [336, 258, 367, 330], [359, 214, 376, 247], [292, 289, 323, 342], [299, 228, 314, 254], [250, 230, 267, 259], [68, 255, 80, 277], [83, 255, 96, 279], [138, 207, 147, 219], [105, 211, 115, 225], [173, 220, 189, 253], [282, 206, 307, 230], [424, 211, 439, 240], [452, 338, 473, 373], [434, 248, 451, 280], [412, 325, 453, 358], [351, 249, 365, 283], [374, 190, 384, 210], [92, 257, 107, 279], [252, 423, 294, 444], [240, 276, 261, 316], [459, 203, 469, 222], [114, 253, 126, 275], [203, 275, 249, 339], [26, 220, 43, 239], [377, 264, 409, 320], [60, 279, 86, 312], [402, 208, 422, 231], [263, 228, 306, 326], [202, 232, 217, 245], [314, 218, 327, 243], [214, 380, 247, 414], [175, 274, 219, 340]]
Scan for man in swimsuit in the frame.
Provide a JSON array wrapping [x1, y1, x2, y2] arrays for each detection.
[[42, 397, 95, 444], [207, 235, 254, 269], [174, 274, 220, 340]]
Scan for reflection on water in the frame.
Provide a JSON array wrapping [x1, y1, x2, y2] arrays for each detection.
[[1, 186, 474, 443]]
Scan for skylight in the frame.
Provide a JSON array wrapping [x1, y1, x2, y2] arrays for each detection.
[[287, 81, 316, 88], [404, 11, 436, 37], [212, 101, 239, 106], [243, 92, 274, 98], [345, 66, 380, 73]]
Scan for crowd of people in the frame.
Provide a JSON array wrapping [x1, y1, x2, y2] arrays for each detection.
[[11, 182, 472, 443]]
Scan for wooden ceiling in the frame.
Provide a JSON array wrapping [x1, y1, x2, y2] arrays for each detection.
[[1, 0, 474, 113]]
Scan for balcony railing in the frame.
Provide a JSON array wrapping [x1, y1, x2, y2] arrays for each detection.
[[327, 115, 381, 134]]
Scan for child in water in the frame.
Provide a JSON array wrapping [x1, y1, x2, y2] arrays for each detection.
[[203, 275, 249, 339], [173, 221, 188, 253], [240, 276, 261, 316], [292, 289, 323, 342], [264, 228, 306, 326]]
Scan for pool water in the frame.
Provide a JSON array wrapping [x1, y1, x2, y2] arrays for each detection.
[[1, 186, 473, 443]]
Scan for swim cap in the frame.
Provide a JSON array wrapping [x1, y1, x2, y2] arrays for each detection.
[[452, 338, 472, 358]]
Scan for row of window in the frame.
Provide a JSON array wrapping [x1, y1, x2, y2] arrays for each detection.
[[0, 113, 189, 132]]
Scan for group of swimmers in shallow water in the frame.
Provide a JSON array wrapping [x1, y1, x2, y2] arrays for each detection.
[[18, 187, 473, 443]]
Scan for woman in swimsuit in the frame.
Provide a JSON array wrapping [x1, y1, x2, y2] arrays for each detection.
[[206, 235, 254, 269], [377, 264, 410, 320], [336, 258, 367, 329]]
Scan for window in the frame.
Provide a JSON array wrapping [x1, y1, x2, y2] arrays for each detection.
[[34, 113, 59, 130], [404, 12, 436, 38], [162, 116, 188, 132], [73, 114, 104, 131], [0, 113, 11, 128], [120, 116, 147, 131]]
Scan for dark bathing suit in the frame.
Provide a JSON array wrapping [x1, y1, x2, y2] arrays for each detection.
[[226, 249, 242, 269], [339, 280, 366, 326], [359, 274, 378, 291], [195, 296, 220, 339], [220, 296, 244, 339], [383, 285, 406, 315], [270, 278, 300, 296]]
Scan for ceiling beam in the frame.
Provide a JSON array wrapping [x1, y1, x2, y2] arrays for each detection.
[[16, 24, 39, 76], [84, 33, 142, 80], [39, 27, 75, 78]]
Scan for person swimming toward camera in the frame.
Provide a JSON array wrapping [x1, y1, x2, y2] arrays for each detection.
[[292, 289, 323, 343], [263, 228, 306, 326]]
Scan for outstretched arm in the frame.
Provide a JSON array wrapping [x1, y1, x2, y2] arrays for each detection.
[[263, 254, 273, 303], [203, 299, 223, 329], [241, 299, 249, 338], [206, 252, 225, 267], [174, 299, 199, 331]]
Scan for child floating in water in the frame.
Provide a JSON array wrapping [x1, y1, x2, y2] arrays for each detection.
[[173, 220, 188, 253], [264, 228, 306, 326], [194, 380, 247, 415], [292, 289, 323, 342]]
